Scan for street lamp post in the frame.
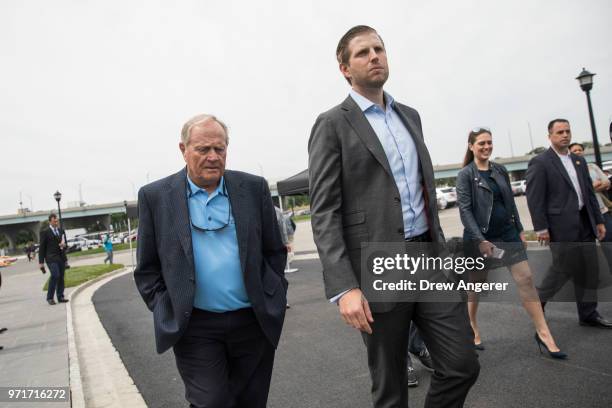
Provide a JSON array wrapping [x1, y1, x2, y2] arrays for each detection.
[[53, 191, 63, 230], [124, 200, 135, 270], [53, 191, 68, 261], [576, 68, 602, 168]]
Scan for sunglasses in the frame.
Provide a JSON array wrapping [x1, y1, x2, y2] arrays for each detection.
[[186, 180, 232, 232], [471, 127, 491, 134]]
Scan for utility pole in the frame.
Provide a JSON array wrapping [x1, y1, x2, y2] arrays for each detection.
[[527, 121, 534, 152], [508, 130, 515, 157]]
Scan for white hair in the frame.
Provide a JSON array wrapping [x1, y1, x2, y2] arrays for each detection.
[[180, 114, 229, 145]]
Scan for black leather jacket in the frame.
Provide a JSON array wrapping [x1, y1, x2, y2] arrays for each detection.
[[456, 161, 524, 242]]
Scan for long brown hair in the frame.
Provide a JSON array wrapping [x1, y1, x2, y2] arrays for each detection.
[[462, 128, 492, 167]]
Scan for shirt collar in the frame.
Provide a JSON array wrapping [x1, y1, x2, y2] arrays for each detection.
[[552, 147, 571, 160], [186, 175, 226, 198], [349, 89, 395, 112]]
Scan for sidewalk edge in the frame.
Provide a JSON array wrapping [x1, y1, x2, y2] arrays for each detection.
[[66, 267, 145, 407]]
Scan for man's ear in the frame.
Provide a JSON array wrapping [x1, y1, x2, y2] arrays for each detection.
[[339, 63, 351, 82], [179, 142, 186, 156]]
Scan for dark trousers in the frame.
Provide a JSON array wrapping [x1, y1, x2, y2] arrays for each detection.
[[173, 308, 275, 408], [362, 301, 480, 408], [46, 262, 65, 301], [538, 209, 600, 321]]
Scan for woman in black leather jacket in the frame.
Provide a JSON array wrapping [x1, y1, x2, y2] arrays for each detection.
[[456, 127, 566, 359]]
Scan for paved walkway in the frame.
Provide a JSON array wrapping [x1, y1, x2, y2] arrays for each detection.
[[0, 250, 135, 407]]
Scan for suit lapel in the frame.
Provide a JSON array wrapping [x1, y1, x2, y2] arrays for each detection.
[[341, 96, 393, 177], [224, 171, 248, 275], [547, 148, 575, 191], [168, 169, 194, 270], [570, 153, 588, 200]]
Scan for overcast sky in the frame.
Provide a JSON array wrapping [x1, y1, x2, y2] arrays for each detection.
[[1, 0, 611, 215]]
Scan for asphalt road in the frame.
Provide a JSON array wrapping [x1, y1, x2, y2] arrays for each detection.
[[94, 252, 612, 408]]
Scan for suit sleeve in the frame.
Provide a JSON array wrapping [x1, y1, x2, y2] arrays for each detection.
[[525, 157, 549, 232], [500, 165, 524, 232], [133, 188, 165, 312], [582, 159, 605, 225], [260, 178, 287, 282], [38, 230, 47, 264], [456, 169, 486, 242], [308, 114, 360, 299]]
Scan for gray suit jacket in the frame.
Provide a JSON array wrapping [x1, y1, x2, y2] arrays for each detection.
[[134, 168, 288, 353], [526, 147, 603, 242], [308, 95, 445, 313]]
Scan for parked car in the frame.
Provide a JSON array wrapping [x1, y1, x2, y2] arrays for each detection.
[[511, 180, 527, 196], [436, 187, 457, 209]]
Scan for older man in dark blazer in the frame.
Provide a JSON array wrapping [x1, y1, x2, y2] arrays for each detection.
[[309, 25, 479, 408], [526, 118, 612, 328], [134, 114, 288, 408]]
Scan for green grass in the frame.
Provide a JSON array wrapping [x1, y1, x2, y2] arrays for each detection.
[[43, 263, 124, 290], [67, 242, 137, 258], [292, 214, 311, 223]]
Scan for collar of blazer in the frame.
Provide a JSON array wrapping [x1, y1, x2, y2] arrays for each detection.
[[546, 147, 588, 195], [166, 167, 248, 275], [339, 95, 433, 187]]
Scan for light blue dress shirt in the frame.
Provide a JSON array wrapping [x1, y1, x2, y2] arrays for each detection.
[[330, 91, 430, 304], [349, 89, 429, 238], [187, 175, 251, 312]]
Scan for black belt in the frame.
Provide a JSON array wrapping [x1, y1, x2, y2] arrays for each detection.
[[405, 231, 431, 242]]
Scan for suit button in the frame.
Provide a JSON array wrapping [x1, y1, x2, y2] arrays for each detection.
[[184, 311, 190, 317], [189, 277, 195, 283], [394, 197, 400, 202], [397, 228, 403, 234]]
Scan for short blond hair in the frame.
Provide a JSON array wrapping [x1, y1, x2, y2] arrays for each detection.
[[180, 114, 229, 145]]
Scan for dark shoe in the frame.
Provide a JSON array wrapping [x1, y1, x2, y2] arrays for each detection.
[[412, 348, 434, 372], [58, 299, 69, 303], [579, 316, 612, 329], [474, 342, 485, 351], [47, 299, 56, 305], [407, 366, 418, 387], [0, 327, 7, 334], [535, 333, 567, 359]]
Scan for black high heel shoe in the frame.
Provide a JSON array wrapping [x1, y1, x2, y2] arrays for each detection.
[[535, 333, 567, 359]]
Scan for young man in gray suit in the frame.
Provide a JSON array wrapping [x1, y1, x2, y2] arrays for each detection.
[[134, 114, 288, 407], [308, 26, 479, 408]]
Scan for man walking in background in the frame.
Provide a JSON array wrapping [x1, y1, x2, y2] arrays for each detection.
[[103, 234, 113, 264], [526, 119, 612, 328], [39, 214, 69, 305]]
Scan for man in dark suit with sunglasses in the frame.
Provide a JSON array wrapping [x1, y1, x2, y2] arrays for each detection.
[[134, 114, 288, 408]]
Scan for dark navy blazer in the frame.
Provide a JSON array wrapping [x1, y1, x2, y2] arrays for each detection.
[[134, 168, 288, 353], [526, 148, 604, 242]]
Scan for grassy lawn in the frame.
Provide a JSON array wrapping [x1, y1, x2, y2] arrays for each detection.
[[43, 263, 124, 291], [67, 242, 137, 258], [293, 214, 311, 223]]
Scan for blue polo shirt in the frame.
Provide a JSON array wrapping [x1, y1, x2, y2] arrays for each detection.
[[187, 176, 250, 312]]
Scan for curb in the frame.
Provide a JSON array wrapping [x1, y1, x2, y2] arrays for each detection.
[[66, 267, 147, 408]]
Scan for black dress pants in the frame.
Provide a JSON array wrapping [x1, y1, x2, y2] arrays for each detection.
[[538, 209, 600, 321], [362, 301, 480, 408], [173, 308, 275, 408]]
